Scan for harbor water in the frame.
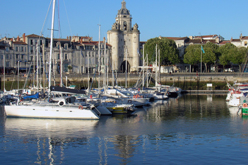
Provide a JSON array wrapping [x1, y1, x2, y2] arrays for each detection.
[[0, 94, 248, 164]]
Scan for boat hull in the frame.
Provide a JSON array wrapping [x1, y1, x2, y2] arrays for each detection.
[[4, 105, 99, 119], [242, 107, 248, 116], [107, 107, 129, 114]]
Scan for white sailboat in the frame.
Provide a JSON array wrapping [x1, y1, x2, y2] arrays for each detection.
[[4, 0, 100, 120]]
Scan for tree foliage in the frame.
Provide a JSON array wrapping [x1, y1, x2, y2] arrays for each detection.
[[144, 37, 179, 65], [218, 43, 236, 68], [230, 47, 247, 71], [183, 45, 201, 65]]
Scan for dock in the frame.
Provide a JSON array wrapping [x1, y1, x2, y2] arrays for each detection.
[[184, 90, 228, 95]]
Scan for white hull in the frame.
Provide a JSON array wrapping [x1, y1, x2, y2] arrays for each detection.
[[4, 105, 99, 119]]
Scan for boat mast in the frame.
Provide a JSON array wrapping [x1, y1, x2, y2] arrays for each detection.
[[142, 44, 144, 88], [87, 49, 89, 93], [60, 46, 63, 87], [105, 39, 108, 89], [98, 24, 101, 92], [48, 0, 56, 95], [155, 44, 158, 87], [125, 47, 127, 88], [3, 50, 5, 91], [104, 38, 106, 90], [36, 43, 39, 92]]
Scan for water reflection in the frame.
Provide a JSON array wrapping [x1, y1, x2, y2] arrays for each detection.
[[1, 95, 248, 164]]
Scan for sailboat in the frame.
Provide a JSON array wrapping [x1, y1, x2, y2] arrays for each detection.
[[4, 0, 100, 120]]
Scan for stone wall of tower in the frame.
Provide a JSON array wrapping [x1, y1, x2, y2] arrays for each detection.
[[107, 0, 140, 72], [107, 30, 119, 71], [131, 31, 140, 72]]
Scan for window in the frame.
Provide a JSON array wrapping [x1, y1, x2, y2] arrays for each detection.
[[6, 54, 8, 59], [123, 21, 127, 30], [65, 54, 68, 60], [64, 44, 68, 50], [16, 54, 18, 59], [30, 39, 33, 45], [22, 54, 24, 59], [16, 47, 18, 52], [21, 47, 23, 52], [58, 54, 60, 59], [40, 40, 42, 45], [24, 47, 26, 52], [31, 56, 33, 61], [30, 47, 33, 53]]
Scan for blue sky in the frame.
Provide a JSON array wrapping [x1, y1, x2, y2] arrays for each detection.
[[0, 0, 247, 42]]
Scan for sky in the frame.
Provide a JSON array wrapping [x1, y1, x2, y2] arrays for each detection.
[[0, 0, 248, 42]]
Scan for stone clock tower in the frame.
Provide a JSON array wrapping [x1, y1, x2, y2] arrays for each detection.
[[107, 0, 140, 72]]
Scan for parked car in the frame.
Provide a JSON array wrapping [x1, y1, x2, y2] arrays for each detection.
[[224, 68, 233, 72]]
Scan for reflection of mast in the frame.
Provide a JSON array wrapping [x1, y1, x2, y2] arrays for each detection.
[[107, 135, 139, 161], [48, 137, 54, 164]]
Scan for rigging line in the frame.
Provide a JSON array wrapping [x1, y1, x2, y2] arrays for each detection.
[[40, 0, 53, 36], [63, 0, 73, 36]]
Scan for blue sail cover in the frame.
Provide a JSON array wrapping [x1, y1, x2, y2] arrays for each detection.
[[23, 92, 39, 100]]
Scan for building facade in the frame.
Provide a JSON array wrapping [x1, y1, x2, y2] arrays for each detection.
[[0, 33, 111, 75], [107, 0, 140, 72]]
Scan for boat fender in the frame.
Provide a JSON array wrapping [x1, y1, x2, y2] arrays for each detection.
[[58, 101, 64, 106], [243, 103, 248, 107], [78, 105, 84, 109]]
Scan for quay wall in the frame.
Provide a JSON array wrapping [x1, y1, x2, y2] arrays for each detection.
[[1, 72, 248, 90]]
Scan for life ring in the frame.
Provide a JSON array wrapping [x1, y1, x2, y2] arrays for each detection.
[[243, 103, 248, 107], [78, 105, 84, 109]]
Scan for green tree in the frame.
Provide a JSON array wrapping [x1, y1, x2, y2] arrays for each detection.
[[203, 42, 218, 72], [183, 45, 201, 72], [144, 37, 179, 65], [183, 45, 200, 65], [230, 47, 247, 72], [218, 43, 236, 71], [68, 65, 72, 72]]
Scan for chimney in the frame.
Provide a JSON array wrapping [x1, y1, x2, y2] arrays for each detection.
[[23, 33, 26, 43], [17, 36, 20, 41], [80, 38, 82, 44]]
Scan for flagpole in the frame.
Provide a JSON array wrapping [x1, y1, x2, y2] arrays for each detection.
[[201, 46, 202, 73]]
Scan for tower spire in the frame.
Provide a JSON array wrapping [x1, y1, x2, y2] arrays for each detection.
[[122, 0, 126, 9]]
